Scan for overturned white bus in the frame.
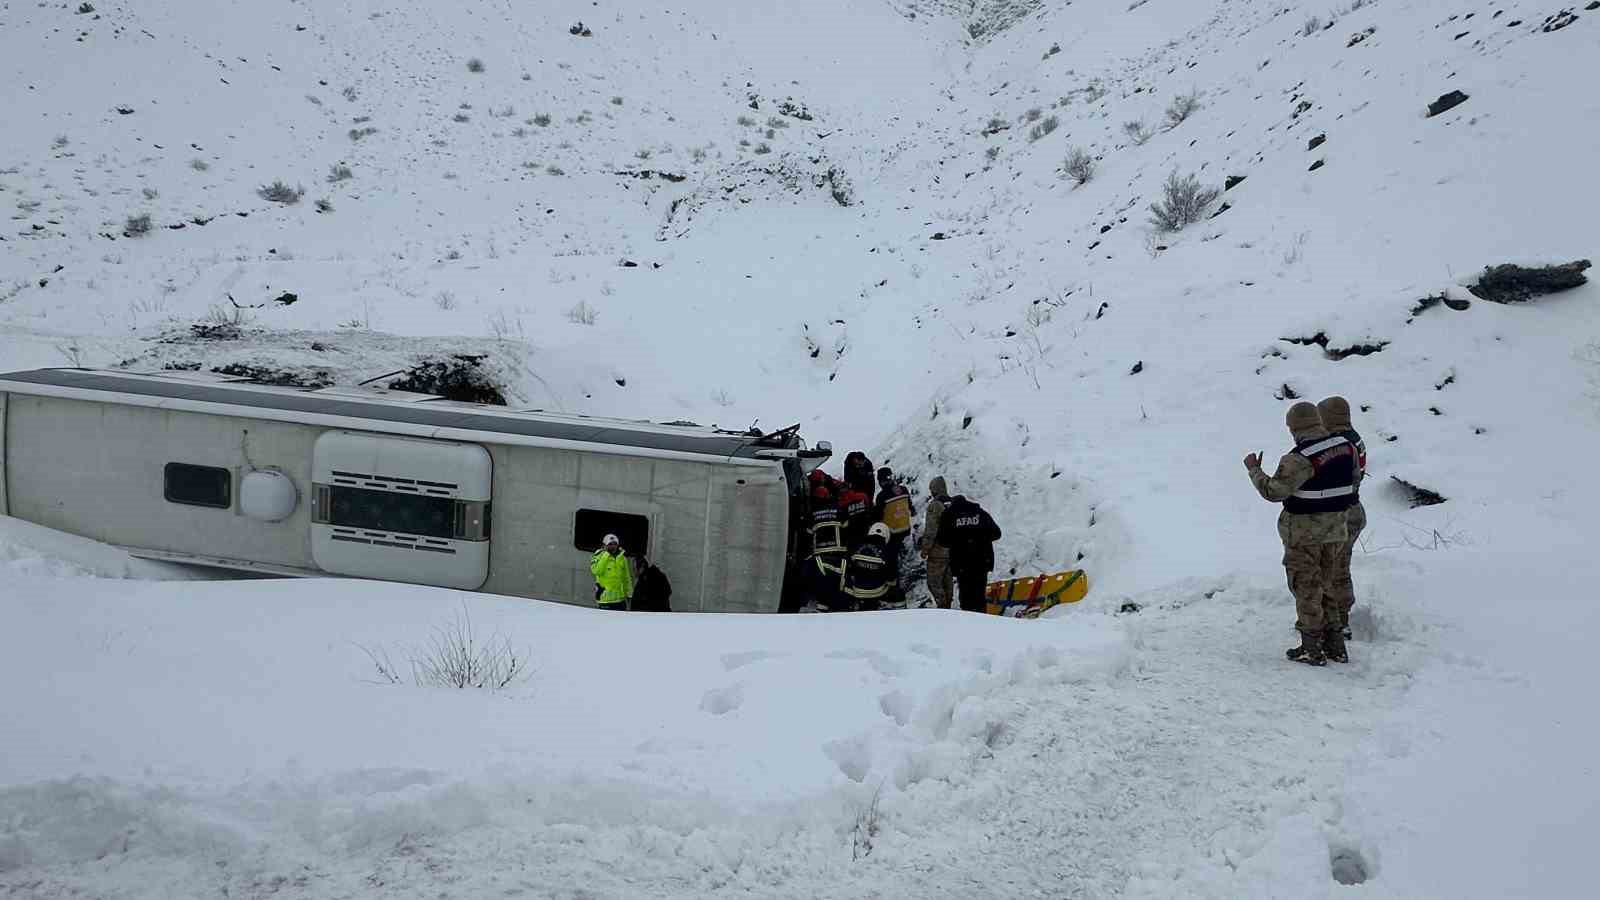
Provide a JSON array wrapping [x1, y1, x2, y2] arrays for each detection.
[[0, 368, 831, 612]]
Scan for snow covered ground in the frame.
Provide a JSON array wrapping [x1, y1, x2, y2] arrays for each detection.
[[3, 0, 1599, 896]]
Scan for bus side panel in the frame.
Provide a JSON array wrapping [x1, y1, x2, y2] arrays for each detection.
[[700, 468, 790, 613], [0, 391, 9, 517], [4, 394, 318, 568]]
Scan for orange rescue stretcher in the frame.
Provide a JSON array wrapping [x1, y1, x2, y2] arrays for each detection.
[[984, 570, 1089, 618]]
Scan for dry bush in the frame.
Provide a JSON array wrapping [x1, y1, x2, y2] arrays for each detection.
[[1148, 170, 1219, 231], [1063, 146, 1095, 185]]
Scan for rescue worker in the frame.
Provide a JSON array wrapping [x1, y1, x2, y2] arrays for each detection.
[[837, 479, 875, 550], [631, 555, 673, 612], [936, 492, 1003, 613], [874, 466, 915, 593], [1244, 401, 1357, 666], [842, 522, 897, 611], [806, 473, 851, 612], [918, 476, 954, 609], [1318, 395, 1367, 657], [590, 533, 633, 611], [842, 451, 876, 497]]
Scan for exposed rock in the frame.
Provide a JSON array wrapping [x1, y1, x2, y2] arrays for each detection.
[[1466, 260, 1591, 303], [1209, 202, 1232, 219], [1426, 90, 1470, 117], [1308, 133, 1326, 151], [211, 363, 334, 388], [1224, 175, 1247, 191], [1542, 9, 1580, 31], [1129, 360, 1143, 375], [1308, 159, 1326, 172], [1347, 27, 1377, 47]]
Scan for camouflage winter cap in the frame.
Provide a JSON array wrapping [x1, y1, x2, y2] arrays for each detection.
[[1317, 396, 1353, 430], [1285, 401, 1322, 432], [929, 476, 949, 498]]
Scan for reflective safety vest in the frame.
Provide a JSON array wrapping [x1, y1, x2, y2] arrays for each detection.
[[810, 506, 846, 556], [1333, 427, 1367, 497], [1283, 435, 1357, 514], [880, 493, 913, 536], [842, 542, 893, 601]]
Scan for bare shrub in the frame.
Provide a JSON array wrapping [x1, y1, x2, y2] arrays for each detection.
[[124, 213, 152, 237], [545, 165, 565, 176], [257, 180, 304, 205], [1063, 146, 1095, 185], [452, 112, 470, 123], [690, 146, 708, 163], [1027, 115, 1060, 142], [610, 95, 624, 106], [314, 198, 333, 213], [189, 158, 210, 171], [434, 290, 458, 310], [1024, 107, 1043, 123], [753, 142, 773, 155], [1165, 91, 1202, 128], [466, 57, 485, 73], [533, 113, 552, 127], [341, 85, 358, 102], [566, 300, 598, 325], [1123, 119, 1153, 145], [326, 163, 353, 183], [982, 115, 1010, 135], [360, 605, 530, 691], [737, 114, 757, 127], [141, 187, 159, 201], [1301, 16, 1323, 36], [635, 147, 652, 160], [512, 126, 529, 138], [348, 126, 379, 141], [985, 146, 1000, 162], [851, 786, 884, 861], [52, 135, 69, 149], [77, 2, 95, 13], [1148, 170, 1219, 232], [765, 116, 789, 129]]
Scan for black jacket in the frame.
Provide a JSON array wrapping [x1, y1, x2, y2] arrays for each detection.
[[632, 563, 673, 612], [936, 495, 1002, 574]]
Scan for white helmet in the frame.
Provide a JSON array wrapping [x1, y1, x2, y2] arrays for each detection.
[[602, 533, 621, 547], [867, 523, 891, 542]]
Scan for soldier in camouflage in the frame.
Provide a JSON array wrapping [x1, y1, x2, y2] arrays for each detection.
[[1244, 401, 1357, 666], [1317, 395, 1367, 657]]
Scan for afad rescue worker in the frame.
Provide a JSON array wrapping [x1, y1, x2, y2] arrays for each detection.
[[837, 478, 875, 551], [590, 533, 633, 611], [936, 491, 1003, 613], [806, 471, 851, 613], [1245, 402, 1357, 666], [842, 451, 877, 497], [842, 523, 900, 611], [918, 476, 954, 609], [1318, 395, 1367, 648]]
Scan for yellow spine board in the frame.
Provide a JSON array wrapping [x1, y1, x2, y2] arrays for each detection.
[[983, 570, 1090, 617]]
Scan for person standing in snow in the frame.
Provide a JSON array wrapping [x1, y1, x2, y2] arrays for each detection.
[[919, 476, 955, 609], [874, 466, 915, 591], [1244, 402, 1356, 666], [842, 523, 899, 611], [1318, 395, 1367, 657], [590, 534, 633, 611], [842, 451, 876, 497], [630, 555, 673, 612], [805, 472, 851, 612], [837, 479, 875, 551], [936, 492, 1003, 613]]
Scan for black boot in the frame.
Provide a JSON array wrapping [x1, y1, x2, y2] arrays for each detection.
[[1286, 632, 1326, 666], [1322, 627, 1349, 664]]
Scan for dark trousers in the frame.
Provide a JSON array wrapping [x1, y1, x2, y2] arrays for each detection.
[[598, 600, 628, 611], [955, 569, 989, 613]]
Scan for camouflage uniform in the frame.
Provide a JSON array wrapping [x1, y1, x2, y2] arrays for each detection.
[[1248, 405, 1352, 646], [1318, 396, 1367, 636], [919, 476, 954, 609]]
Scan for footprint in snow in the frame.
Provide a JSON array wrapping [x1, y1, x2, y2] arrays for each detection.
[[721, 649, 785, 671], [826, 648, 907, 678], [699, 683, 744, 716]]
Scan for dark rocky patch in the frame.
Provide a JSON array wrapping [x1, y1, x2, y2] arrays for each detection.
[[1426, 90, 1469, 117], [1281, 332, 1388, 359], [1225, 175, 1247, 190], [961, 414, 973, 430], [1308, 133, 1326, 151], [1129, 360, 1143, 375], [1347, 27, 1377, 47], [211, 363, 334, 388], [1275, 383, 1301, 400], [386, 354, 508, 405], [273, 292, 298, 306], [1466, 260, 1591, 303], [1390, 475, 1446, 507], [1209, 202, 1232, 219], [1330, 847, 1371, 886], [1117, 601, 1142, 615], [1308, 159, 1325, 172], [1542, 9, 1580, 31]]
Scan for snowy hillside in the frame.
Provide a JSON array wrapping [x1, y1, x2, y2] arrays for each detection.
[[3, 0, 1599, 896]]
